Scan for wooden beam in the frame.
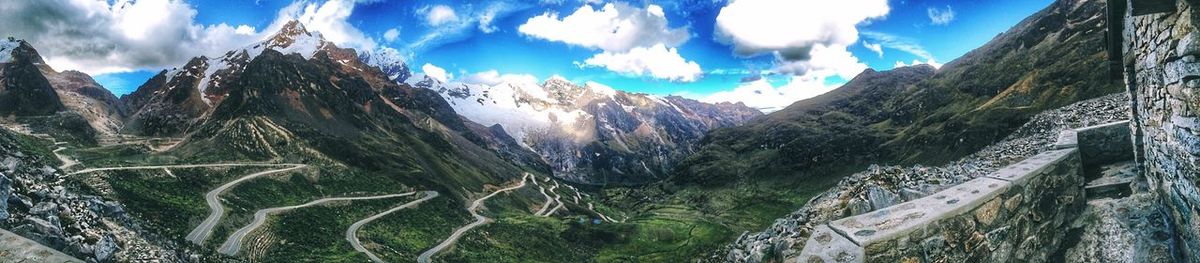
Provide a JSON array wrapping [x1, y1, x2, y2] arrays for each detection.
[[1107, 0, 1128, 81], [1131, 0, 1176, 16]]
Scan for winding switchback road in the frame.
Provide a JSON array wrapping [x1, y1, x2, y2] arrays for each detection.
[[68, 163, 302, 175], [217, 192, 420, 256], [417, 173, 530, 263], [52, 145, 78, 170], [534, 184, 553, 216], [185, 164, 308, 244], [346, 191, 440, 263], [69, 163, 310, 244], [544, 181, 565, 216]]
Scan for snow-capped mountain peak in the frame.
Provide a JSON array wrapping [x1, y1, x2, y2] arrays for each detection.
[[161, 20, 332, 105], [359, 47, 409, 82]]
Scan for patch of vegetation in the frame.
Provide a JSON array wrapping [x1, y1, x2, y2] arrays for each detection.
[[82, 166, 267, 240], [358, 196, 473, 261], [256, 196, 419, 262], [438, 215, 599, 262]]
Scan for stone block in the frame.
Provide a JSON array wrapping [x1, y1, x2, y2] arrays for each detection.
[[795, 225, 864, 263], [986, 149, 1078, 185]]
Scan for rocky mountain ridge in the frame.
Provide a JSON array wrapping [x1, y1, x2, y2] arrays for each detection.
[[0, 37, 126, 144], [120, 21, 337, 136], [392, 71, 762, 185]]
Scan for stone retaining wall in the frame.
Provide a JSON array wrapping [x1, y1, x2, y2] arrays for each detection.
[[1120, 0, 1200, 258], [796, 148, 1084, 263], [792, 121, 1144, 262]]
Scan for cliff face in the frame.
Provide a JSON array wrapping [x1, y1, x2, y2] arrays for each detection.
[[1122, 0, 1200, 258]]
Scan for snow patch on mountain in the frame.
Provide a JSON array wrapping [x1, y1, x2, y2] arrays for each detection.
[[0, 39, 20, 64], [406, 73, 592, 145]]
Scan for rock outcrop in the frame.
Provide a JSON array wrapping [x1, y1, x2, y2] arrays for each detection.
[[0, 129, 181, 262]]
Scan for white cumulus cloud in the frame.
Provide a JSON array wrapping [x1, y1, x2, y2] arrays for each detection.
[[701, 73, 840, 113], [927, 6, 955, 25], [771, 45, 868, 81], [518, 2, 700, 82], [518, 3, 688, 53], [581, 44, 702, 82], [0, 0, 264, 75], [425, 5, 459, 26], [383, 28, 400, 42], [460, 70, 541, 86], [714, 0, 888, 61], [422, 63, 451, 83], [703, 43, 873, 111], [863, 41, 883, 57], [894, 58, 944, 69], [0, 0, 385, 75]]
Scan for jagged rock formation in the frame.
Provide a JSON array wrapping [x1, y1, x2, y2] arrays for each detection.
[[42, 70, 127, 135], [399, 73, 761, 185], [0, 38, 64, 116], [1119, 0, 1200, 259]]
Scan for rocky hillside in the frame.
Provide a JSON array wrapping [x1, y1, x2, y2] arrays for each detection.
[[725, 93, 1132, 262], [675, 0, 1118, 189], [0, 38, 126, 144], [159, 21, 534, 200], [0, 128, 182, 262], [677, 65, 936, 186], [398, 73, 761, 185]]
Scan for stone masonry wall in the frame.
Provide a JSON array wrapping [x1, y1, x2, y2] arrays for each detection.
[[1123, 0, 1200, 258], [795, 148, 1085, 263]]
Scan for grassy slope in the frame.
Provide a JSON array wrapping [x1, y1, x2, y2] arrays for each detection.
[[256, 196, 419, 262]]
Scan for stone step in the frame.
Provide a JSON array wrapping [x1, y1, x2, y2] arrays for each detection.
[[1085, 161, 1137, 200]]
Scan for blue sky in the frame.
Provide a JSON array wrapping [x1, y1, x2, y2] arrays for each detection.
[[2, 0, 1052, 110]]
